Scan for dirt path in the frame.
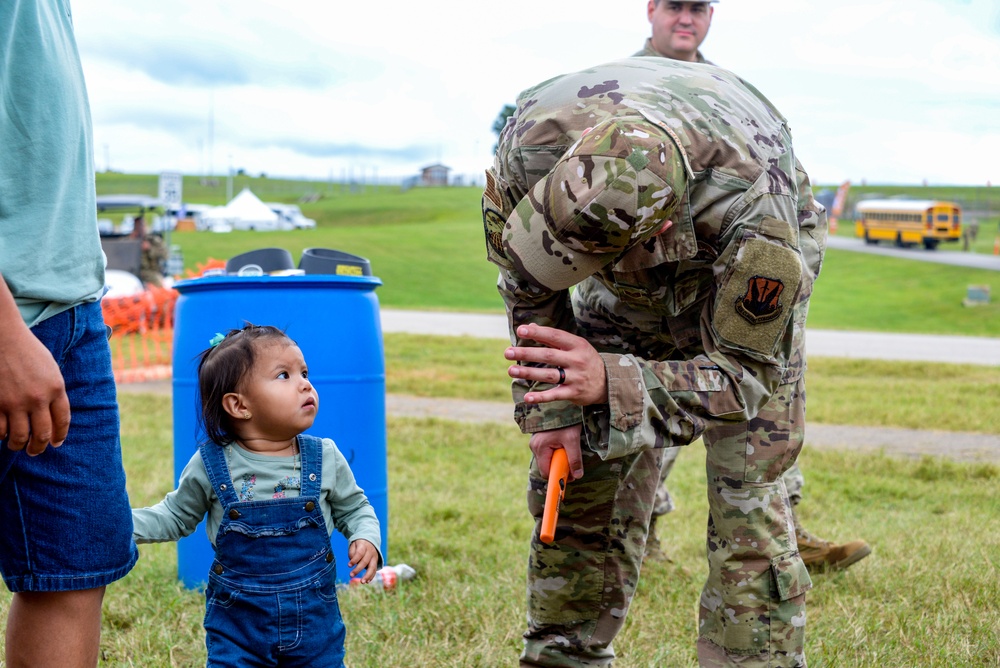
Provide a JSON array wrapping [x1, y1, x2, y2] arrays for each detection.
[[120, 382, 999, 464]]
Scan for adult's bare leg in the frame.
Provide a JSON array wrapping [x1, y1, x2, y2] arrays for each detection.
[[5, 587, 106, 668]]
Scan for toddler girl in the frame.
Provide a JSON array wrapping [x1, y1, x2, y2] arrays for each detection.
[[133, 323, 381, 667]]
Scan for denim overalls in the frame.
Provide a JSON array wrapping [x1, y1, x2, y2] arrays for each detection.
[[199, 434, 346, 667]]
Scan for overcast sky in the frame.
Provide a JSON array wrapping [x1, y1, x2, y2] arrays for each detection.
[[73, 0, 1000, 187]]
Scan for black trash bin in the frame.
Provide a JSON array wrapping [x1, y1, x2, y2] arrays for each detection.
[[299, 248, 372, 277], [226, 247, 295, 275]]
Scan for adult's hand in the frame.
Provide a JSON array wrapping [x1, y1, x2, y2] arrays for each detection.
[[0, 322, 70, 456], [505, 323, 608, 406], [530, 424, 585, 481]]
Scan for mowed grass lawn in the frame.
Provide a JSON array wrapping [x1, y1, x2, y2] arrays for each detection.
[[0, 388, 993, 667], [1, 179, 996, 665], [1, 338, 997, 666]]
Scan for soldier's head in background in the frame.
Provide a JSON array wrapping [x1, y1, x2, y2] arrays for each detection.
[[647, 0, 716, 62]]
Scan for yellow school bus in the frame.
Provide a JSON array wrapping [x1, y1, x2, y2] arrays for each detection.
[[854, 199, 961, 250]]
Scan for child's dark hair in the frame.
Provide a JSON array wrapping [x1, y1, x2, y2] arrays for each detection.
[[197, 323, 293, 446]]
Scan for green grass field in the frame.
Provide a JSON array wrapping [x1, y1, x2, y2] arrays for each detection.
[[2, 393, 995, 667], [1, 176, 995, 665]]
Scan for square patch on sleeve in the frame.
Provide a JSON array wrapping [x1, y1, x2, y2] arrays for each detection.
[[483, 169, 514, 270], [713, 236, 802, 357]]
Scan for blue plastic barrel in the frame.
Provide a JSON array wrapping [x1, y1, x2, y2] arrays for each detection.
[[171, 274, 387, 588]]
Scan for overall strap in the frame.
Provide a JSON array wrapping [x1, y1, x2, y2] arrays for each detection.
[[295, 434, 324, 498], [199, 441, 240, 506]]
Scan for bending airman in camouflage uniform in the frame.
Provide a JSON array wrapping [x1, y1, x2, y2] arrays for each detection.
[[483, 57, 822, 667]]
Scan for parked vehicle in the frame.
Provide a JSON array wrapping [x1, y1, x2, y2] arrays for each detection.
[[854, 199, 961, 250], [103, 269, 145, 298], [267, 202, 317, 230]]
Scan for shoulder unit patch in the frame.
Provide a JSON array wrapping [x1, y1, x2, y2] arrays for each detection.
[[483, 169, 514, 270], [735, 276, 785, 324], [713, 236, 802, 358]]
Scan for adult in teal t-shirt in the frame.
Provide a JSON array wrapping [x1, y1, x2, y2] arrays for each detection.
[[0, 1, 138, 665], [1, 0, 107, 326]]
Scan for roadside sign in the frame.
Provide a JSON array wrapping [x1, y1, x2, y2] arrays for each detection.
[[158, 172, 183, 209]]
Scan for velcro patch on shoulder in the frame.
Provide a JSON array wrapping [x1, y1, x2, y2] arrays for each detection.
[[483, 170, 514, 270], [758, 215, 798, 247], [714, 237, 802, 357]]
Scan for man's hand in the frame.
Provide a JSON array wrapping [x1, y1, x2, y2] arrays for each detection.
[[505, 323, 608, 406], [530, 424, 585, 481], [0, 322, 70, 456], [348, 539, 380, 583]]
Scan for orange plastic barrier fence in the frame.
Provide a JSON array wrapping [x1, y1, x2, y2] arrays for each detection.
[[102, 259, 227, 384], [102, 285, 177, 383]]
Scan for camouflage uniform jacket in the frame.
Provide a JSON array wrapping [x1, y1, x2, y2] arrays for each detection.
[[140, 234, 168, 286], [633, 38, 714, 66], [484, 58, 828, 461]]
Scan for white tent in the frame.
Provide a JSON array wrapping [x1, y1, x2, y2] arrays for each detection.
[[201, 188, 281, 232]]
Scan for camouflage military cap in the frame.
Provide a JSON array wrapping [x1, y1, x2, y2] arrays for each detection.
[[503, 116, 685, 291]]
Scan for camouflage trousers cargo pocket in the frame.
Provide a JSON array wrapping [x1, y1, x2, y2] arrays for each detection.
[[740, 552, 810, 651], [701, 550, 812, 661]]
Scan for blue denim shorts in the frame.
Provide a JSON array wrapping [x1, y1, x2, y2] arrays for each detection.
[[0, 301, 139, 592]]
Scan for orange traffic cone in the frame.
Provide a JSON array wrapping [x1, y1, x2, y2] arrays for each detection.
[[994, 237, 1000, 255]]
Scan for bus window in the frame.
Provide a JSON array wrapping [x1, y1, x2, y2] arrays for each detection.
[[937, 214, 950, 221]]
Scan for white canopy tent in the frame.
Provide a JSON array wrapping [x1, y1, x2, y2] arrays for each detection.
[[201, 188, 281, 232]]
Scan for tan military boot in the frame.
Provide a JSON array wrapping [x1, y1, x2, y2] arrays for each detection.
[[794, 519, 872, 572]]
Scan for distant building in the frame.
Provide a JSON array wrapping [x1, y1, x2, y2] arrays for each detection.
[[420, 164, 451, 186]]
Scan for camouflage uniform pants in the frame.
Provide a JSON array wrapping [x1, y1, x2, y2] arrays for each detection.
[[651, 445, 682, 517], [696, 376, 811, 667], [522, 377, 811, 667], [783, 463, 805, 506]]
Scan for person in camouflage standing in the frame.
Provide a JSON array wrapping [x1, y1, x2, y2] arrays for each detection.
[[484, 57, 821, 667], [637, 0, 716, 64], [139, 233, 168, 287], [634, 0, 872, 573]]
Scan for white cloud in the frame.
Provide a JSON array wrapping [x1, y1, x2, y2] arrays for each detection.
[[73, 0, 1000, 185]]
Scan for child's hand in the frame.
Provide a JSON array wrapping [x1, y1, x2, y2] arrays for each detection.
[[347, 539, 379, 583]]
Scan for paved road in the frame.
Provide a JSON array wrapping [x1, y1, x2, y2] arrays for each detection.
[[380, 309, 1000, 367], [826, 235, 1000, 271]]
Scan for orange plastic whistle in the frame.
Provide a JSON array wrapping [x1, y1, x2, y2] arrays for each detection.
[[539, 449, 570, 544]]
